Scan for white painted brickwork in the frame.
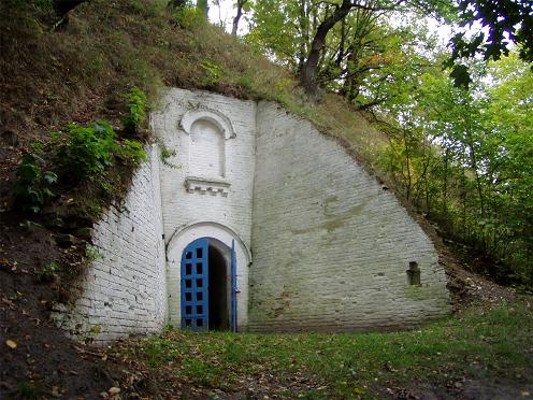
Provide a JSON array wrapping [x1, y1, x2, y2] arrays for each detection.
[[248, 102, 450, 332], [52, 145, 167, 342], [56, 89, 449, 339], [151, 89, 256, 328]]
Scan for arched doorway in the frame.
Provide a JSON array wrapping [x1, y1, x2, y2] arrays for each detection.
[[180, 238, 237, 331]]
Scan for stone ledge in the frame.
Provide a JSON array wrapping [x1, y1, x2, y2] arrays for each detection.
[[185, 176, 230, 197]]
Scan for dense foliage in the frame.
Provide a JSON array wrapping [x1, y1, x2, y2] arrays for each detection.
[[448, 0, 533, 87], [245, 0, 452, 99], [243, 0, 532, 94], [375, 53, 533, 287]]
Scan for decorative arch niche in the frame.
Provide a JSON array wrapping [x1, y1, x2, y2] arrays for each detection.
[[190, 118, 225, 178], [179, 109, 235, 196]]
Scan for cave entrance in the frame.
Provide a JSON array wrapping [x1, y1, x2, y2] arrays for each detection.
[[180, 237, 236, 331]]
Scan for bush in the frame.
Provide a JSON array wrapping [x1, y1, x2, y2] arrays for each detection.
[[13, 152, 57, 213], [122, 87, 148, 135], [37, 260, 60, 282], [52, 120, 118, 183], [118, 138, 148, 166], [52, 119, 148, 183]]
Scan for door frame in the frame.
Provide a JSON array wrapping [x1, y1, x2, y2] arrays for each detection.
[[167, 222, 251, 330]]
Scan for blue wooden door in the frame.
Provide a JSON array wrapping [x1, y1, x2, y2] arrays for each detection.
[[181, 238, 209, 330]]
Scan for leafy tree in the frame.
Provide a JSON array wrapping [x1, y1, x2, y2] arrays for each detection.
[[246, 0, 311, 71], [447, 0, 533, 87], [323, 15, 436, 109], [376, 50, 533, 286], [247, 0, 455, 99], [245, 0, 531, 96], [300, 0, 362, 98], [483, 54, 533, 282]]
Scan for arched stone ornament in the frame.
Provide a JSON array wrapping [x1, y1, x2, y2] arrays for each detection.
[[179, 108, 236, 140], [180, 108, 236, 196], [166, 221, 251, 330]]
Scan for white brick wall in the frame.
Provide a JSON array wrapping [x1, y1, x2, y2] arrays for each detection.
[[151, 89, 256, 246], [248, 102, 450, 332], [55, 89, 450, 339], [52, 145, 167, 342], [151, 89, 256, 329]]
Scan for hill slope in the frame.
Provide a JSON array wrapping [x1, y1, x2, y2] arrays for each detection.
[[0, 1, 528, 399]]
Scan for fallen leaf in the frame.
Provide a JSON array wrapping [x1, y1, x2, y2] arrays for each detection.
[[51, 386, 61, 397], [108, 387, 121, 395], [1, 297, 14, 307], [6, 339, 17, 349]]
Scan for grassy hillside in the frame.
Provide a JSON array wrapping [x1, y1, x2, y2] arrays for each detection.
[[0, 1, 531, 399], [0, 0, 386, 168]]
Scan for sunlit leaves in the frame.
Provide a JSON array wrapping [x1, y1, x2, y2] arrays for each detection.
[[447, 0, 533, 87], [245, 0, 307, 70], [246, 0, 455, 97]]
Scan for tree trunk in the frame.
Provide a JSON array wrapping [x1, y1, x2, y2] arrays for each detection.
[[297, 0, 309, 72], [402, 128, 412, 201], [231, 0, 247, 36], [442, 147, 449, 215], [336, 17, 346, 67], [300, 0, 354, 99]]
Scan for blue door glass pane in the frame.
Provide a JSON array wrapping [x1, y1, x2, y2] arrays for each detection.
[[181, 238, 209, 331]]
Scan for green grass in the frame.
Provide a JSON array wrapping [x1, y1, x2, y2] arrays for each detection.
[[111, 300, 533, 399]]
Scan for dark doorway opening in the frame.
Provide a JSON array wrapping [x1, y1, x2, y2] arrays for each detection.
[[208, 244, 229, 330]]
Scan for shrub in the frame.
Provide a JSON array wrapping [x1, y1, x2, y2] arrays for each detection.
[[12, 118, 147, 219], [52, 120, 118, 183], [118, 138, 148, 166], [37, 260, 60, 282], [52, 119, 147, 182], [122, 87, 148, 135], [13, 152, 57, 213], [200, 60, 223, 86]]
